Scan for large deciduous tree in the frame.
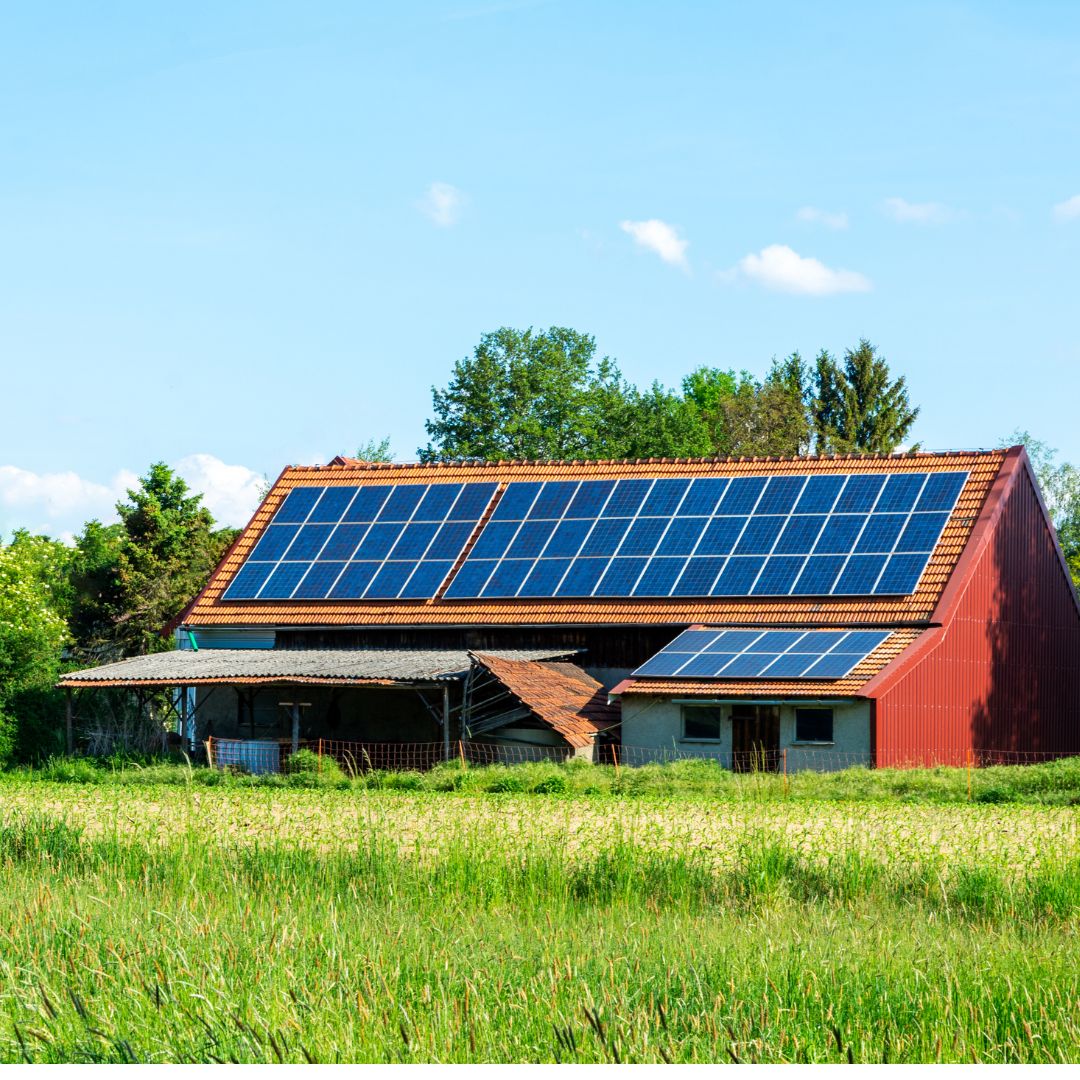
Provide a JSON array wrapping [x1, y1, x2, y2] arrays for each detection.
[[421, 327, 636, 461]]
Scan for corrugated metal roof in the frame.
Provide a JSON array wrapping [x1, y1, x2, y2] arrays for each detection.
[[614, 628, 922, 698], [59, 647, 580, 688], [182, 450, 1007, 629]]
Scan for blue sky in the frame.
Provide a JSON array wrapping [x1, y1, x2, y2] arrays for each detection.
[[1, 1, 1078, 538]]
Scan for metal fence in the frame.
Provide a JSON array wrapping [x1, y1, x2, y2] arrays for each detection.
[[204, 736, 1080, 777]]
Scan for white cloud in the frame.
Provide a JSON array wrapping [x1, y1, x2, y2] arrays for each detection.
[[0, 465, 136, 536], [418, 181, 464, 227], [1053, 194, 1080, 222], [620, 218, 689, 269], [734, 244, 872, 296], [882, 197, 955, 224], [796, 206, 849, 229], [173, 454, 266, 529], [0, 453, 265, 539]]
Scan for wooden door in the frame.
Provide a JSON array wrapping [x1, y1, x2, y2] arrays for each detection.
[[730, 705, 780, 772]]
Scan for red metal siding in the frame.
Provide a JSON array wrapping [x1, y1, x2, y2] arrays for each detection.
[[873, 457, 1080, 764]]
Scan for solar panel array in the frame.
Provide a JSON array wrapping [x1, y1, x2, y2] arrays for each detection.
[[632, 628, 891, 680], [222, 483, 498, 600], [442, 471, 968, 599]]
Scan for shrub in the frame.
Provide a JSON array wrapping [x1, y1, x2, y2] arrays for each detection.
[[530, 774, 568, 794]]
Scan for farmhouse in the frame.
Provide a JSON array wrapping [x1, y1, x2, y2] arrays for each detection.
[[60, 446, 1080, 769]]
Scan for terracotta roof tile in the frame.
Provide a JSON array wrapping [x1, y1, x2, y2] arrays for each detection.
[[183, 451, 1007, 629], [470, 652, 619, 747]]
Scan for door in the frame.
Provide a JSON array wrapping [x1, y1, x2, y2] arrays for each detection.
[[730, 705, 781, 772]]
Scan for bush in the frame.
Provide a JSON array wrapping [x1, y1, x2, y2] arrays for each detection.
[[530, 774, 568, 794], [285, 748, 346, 784], [484, 770, 526, 793]]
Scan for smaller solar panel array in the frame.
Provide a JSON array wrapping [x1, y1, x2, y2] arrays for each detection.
[[632, 628, 891, 680], [222, 483, 498, 601]]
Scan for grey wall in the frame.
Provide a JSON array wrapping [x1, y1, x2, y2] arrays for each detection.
[[620, 696, 872, 771]]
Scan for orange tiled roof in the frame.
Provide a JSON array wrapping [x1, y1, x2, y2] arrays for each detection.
[[470, 652, 619, 747], [182, 450, 1007, 629], [615, 628, 921, 698]]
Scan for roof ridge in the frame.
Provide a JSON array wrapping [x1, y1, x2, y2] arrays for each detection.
[[308, 447, 1014, 471]]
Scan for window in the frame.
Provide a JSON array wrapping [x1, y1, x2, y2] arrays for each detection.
[[682, 706, 724, 741], [795, 707, 834, 743]]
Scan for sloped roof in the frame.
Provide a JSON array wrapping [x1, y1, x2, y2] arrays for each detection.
[[470, 652, 619, 747], [182, 450, 1007, 629], [612, 628, 921, 698], [59, 647, 579, 689]]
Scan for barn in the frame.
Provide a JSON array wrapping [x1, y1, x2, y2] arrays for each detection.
[[60, 445, 1080, 769]]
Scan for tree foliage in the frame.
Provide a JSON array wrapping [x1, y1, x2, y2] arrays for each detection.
[[69, 464, 238, 660], [1007, 431, 1080, 585], [0, 532, 72, 763], [424, 328, 918, 462], [355, 437, 394, 463], [812, 340, 920, 454]]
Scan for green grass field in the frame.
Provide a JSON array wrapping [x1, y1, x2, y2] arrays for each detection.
[[2, 759, 1080, 1062]]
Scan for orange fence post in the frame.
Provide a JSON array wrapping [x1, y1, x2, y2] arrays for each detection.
[[612, 743, 620, 775], [783, 748, 788, 796], [318, 738, 323, 774], [458, 740, 467, 769], [967, 747, 973, 801], [205, 737, 214, 768]]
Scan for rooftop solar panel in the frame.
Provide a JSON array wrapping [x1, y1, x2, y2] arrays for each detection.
[[442, 471, 967, 600], [631, 628, 891, 680], [222, 482, 498, 601]]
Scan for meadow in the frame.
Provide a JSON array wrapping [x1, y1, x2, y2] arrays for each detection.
[[1, 758, 1079, 1062]]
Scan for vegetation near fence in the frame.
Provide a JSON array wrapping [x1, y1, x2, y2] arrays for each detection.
[[1, 761, 1080, 1062]]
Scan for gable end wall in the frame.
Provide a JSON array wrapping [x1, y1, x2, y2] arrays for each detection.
[[873, 459, 1080, 762]]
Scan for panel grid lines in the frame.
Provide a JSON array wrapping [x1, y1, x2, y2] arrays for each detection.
[[633, 628, 890, 680], [446, 471, 967, 600], [223, 482, 498, 602]]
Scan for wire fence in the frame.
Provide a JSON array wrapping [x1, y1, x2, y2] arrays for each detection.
[[204, 736, 1080, 777]]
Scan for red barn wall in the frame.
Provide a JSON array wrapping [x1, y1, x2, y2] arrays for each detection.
[[872, 456, 1080, 764]]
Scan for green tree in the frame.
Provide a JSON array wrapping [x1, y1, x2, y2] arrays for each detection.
[[811, 340, 919, 454], [355, 437, 394, 462], [71, 465, 238, 660], [0, 531, 72, 763], [683, 356, 810, 457], [619, 382, 713, 459], [421, 327, 635, 461], [1006, 431, 1080, 585]]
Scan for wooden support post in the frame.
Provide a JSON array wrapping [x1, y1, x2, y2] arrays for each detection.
[[65, 688, 74, 756], [442, 684, 452, 762]]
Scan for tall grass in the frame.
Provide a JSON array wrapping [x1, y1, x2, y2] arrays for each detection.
[[12, 752, 1080, 804], [1, 785, 1080, 1062]]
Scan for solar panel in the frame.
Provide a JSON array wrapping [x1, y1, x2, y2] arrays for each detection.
[[443, 471, 967, 600], [632, 628, 891, 680], [222, 482, 498, 601]]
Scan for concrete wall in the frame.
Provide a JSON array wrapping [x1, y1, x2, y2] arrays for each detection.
[[620, 696, 872, 771]]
